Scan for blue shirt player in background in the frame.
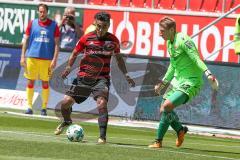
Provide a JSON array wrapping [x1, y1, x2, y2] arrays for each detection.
[[20, 3, 60, 116]]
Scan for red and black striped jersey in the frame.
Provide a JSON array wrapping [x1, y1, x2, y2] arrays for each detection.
[[74, 31, 120, 79]]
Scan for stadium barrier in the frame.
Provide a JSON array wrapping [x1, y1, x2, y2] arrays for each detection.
[[0, 89, 40, 110], [0, 44, 240, 129]]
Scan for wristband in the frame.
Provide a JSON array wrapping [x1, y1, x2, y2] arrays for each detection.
[[204, 69, 212, 77]]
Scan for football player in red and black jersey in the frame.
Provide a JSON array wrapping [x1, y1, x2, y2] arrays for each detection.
[[54, 11, 135, 144]]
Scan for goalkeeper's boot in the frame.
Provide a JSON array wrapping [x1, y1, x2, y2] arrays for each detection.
[[148, 139, 162, 148], [176, 126, 188, 147], [25, 108, 33, 115], [97, 137, 106, 144], [54, 121, 72, 135]]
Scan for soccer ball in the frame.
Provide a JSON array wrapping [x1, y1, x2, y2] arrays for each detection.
[[66, 124, 84, 142]]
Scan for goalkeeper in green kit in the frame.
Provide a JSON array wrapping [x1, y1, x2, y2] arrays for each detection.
[[149, 16, 219, 148]]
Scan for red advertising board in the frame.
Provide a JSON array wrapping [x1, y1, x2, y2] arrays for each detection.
[[83, 10, 237, 63]]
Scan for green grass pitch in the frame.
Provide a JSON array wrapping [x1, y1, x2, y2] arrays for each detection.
[[0, 111, 239, 160]]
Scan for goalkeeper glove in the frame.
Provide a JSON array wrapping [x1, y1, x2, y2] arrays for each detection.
[[205, 69, 219, 90]]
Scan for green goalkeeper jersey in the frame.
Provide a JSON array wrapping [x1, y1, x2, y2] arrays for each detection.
[[163, 32, 208, 83]]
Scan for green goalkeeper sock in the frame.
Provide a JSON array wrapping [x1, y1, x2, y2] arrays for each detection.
[[169, 111, 183, 133], [157, 111, 170, 140]]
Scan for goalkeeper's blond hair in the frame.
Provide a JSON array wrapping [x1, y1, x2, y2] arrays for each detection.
[[159, 16, 176, 31]]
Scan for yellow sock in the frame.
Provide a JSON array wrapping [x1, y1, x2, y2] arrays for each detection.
[[42, 88, 49, 109], [26, 87, 34, 109]]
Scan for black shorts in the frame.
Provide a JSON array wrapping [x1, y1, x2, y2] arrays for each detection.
[[66, 77, 110, 104]]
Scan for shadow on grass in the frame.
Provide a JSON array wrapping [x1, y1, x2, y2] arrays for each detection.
[[108, 142, 147, 147], [107, 141, 175, 150]]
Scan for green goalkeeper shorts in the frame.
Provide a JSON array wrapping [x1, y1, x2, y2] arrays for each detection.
[[163, 78, 203, 104]]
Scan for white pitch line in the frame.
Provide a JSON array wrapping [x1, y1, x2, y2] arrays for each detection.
[[106, 136, 240, 148], [4, 111, 240, 138], [1, 111, 240, 147], [27, 129, 240, 148], [0, 130, 239, 160], [3, 111, 59, 120], [1, 130, 240, 148], [110, 144, 240, 160], [2, 111, 154, 133]]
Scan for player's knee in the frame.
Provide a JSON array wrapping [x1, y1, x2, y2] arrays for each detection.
[[27, 83, 34, 88], [61, 96, 74, 109], [42, 81, 49, 89], [161, 100, 174, 113], [96, 97, 107, 107], [96, 97, 107, 112], [27, 80, 34, 88]]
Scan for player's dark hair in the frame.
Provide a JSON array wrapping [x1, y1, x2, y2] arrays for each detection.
[[38, 3, 48, 12], [94, 11, 111, 23], [159, 16, 176, 31]]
